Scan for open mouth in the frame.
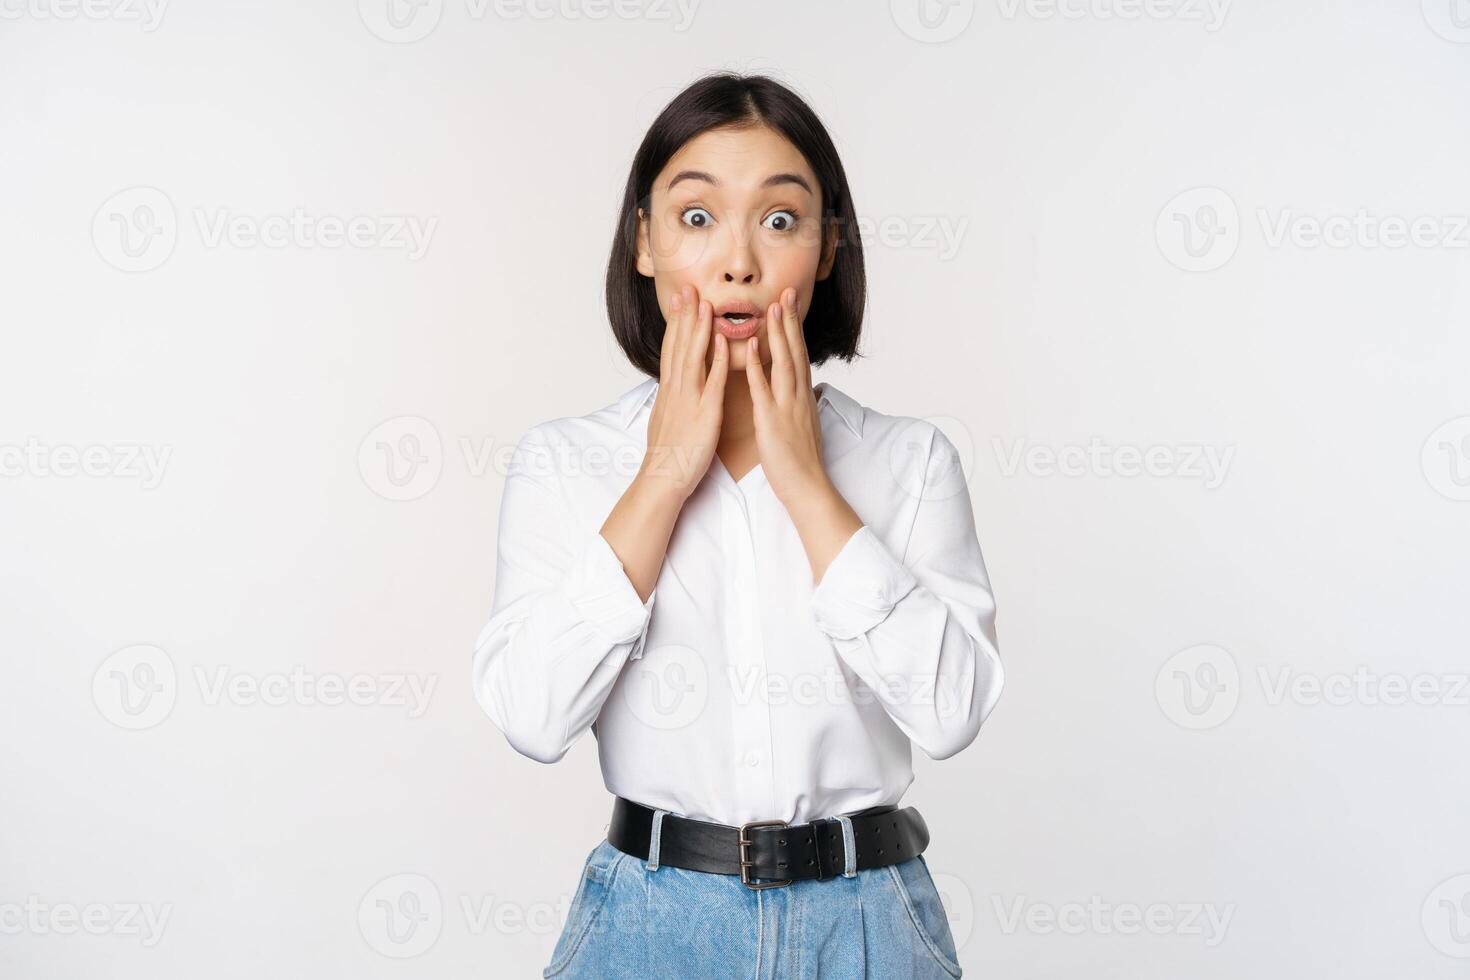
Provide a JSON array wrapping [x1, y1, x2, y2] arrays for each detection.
[[714, 309, 763, 340]]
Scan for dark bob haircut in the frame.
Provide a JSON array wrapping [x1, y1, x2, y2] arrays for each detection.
[[605, 72, 867, 379]]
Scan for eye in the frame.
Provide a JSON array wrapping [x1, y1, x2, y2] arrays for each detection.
[[763, 209, 799, 232], [680, 206, 713, 229]]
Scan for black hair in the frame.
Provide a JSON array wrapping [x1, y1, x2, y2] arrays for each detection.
[[605, 72, 867, 378]]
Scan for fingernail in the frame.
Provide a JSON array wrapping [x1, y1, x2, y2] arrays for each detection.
[[670, 293, 681, 312], [785, 288, 796, 307], [770, 303, 780, 321]]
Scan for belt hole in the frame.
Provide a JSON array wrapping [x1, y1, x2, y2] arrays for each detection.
[[778, 861, 787, 869], [778, 838, 786, 846], [807, 858, 814, 866]]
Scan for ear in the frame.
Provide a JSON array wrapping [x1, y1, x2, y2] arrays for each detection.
[[635, 206, 655, 278], [815, 214, 839, 281]]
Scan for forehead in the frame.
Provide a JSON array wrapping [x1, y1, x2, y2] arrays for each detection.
[[657, 124, 817, 194]]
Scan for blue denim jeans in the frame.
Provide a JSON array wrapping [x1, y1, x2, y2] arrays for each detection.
[[542, 835, 964, 979]]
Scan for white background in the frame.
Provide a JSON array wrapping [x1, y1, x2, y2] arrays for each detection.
[[3, 0, 1469, 977]]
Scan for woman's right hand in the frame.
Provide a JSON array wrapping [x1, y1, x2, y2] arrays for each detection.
[[638, 284, 729, 501]]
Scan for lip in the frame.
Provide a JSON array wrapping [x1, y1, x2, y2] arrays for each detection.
[[713, 300, 764, 340], [715, 312, 763, 340]]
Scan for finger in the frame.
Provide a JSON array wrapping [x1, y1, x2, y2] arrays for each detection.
[[703, 331, 729, 408], [669, 284, 694, 394], [781, 287, 812, 393], [745, 335, 772, 416], [685, 297, 712, 390], [765, 299, 794, 401], [658, 289, 682, 385]]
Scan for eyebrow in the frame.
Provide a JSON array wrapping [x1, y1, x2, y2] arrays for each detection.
[[666, 170, 814, 196]]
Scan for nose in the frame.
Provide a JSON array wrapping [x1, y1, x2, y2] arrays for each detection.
[[721, 224, 758, 284]]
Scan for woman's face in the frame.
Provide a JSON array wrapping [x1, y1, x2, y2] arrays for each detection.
[[637, 123, 837, 374]]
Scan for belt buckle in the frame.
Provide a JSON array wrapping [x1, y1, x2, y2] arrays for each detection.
[[738, 819, 792, 890]]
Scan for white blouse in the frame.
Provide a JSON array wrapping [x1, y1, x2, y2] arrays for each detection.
[[472, 377, 1004, 826]]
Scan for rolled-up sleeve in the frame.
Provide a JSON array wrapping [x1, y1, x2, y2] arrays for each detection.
[[810, 427, 1003, 760], [471, 426, 656, 764]]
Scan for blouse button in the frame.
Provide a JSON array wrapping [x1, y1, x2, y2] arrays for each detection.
[[744, 751, 760, 768]]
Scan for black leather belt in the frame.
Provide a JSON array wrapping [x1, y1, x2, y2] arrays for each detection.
[[607, 796, 930, 889]]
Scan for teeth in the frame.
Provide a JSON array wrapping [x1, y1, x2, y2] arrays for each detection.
[[725, 314, 751, 323]]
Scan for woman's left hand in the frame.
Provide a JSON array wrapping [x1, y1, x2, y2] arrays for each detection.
[[746, 287, 833, 509], [748, 287, 865, 583]]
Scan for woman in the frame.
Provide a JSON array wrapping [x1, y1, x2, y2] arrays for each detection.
[[472, 71, 1003, 979]]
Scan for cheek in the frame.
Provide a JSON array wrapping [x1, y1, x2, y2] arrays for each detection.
[[649, 213, 713, 274], [763, 242, 822, 284]]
